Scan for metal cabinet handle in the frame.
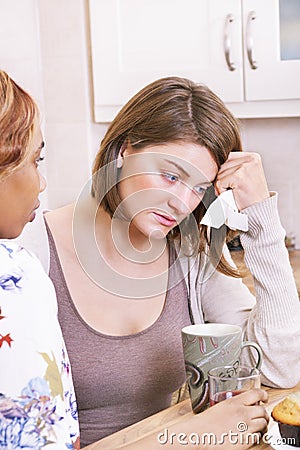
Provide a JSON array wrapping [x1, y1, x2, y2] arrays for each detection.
[[246, 10, 258, 70], [224, 14, 236, 71]]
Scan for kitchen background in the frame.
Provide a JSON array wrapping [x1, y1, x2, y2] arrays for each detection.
[[1, 0, 299, 248]]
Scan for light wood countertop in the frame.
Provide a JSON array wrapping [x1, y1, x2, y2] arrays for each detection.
[[85, 383, 300, 449]]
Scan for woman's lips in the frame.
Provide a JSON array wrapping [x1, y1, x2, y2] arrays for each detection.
[[34, 201, 40, 211], [152, 212, 176, 227], [29, 202, 40, 222], [29, 211, 36, 222]]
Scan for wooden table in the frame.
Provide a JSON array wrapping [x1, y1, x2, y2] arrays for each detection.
[[85, 382, 300, 449]]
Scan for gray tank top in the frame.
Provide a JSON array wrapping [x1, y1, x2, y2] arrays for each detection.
[[47, 226, 191, 447]]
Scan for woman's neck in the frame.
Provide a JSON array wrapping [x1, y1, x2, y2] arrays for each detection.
[[95, 205, 167, 265]]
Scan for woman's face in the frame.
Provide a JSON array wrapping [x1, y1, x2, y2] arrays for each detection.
[[118, 141, 218, 240], [0, 122, 46, 239]]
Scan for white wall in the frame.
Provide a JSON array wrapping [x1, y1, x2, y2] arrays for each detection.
[[240, 118, 300, 248], [0, 0, 47, 207], [1, 0, 299, 248], [0, 0, 107, 210]]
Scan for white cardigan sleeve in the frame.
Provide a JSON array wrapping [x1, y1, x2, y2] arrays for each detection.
[[195, 193, 300, 388]]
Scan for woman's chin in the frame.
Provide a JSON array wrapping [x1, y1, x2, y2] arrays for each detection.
[[149, 228, 169, 240]]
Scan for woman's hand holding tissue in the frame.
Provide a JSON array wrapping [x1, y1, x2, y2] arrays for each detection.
[[215, 152, 270, 211]]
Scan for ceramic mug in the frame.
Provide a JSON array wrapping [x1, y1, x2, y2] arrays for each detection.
[[181, 323, 262, 413]]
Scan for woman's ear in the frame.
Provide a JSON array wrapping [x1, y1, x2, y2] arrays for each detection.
[[116, 152, 124, 169], [116, 139, 129, 168]]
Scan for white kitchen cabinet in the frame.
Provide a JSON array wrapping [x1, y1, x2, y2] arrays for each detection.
[[242, 0, 300, 101], [89, 0, 300, 122]]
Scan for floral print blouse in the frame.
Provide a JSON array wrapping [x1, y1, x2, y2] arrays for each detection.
[[0, 241, 80, 449]]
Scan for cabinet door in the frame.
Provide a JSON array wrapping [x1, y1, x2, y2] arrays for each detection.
[[242, 0, 300, 101], [89, 0, 243, 122]]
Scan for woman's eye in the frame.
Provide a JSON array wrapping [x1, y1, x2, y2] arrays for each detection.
[[194, 185, 206, 196], [163, 172, 179, 183], [35, 156, 45, 167]]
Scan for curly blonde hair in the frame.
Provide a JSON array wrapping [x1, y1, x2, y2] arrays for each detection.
[[0, 70, 38, 180]]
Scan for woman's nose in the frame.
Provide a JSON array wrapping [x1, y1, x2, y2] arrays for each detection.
[[167, 185, 197, 216], [39, 172, 47, 193]]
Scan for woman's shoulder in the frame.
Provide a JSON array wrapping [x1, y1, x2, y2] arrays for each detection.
[[45, 204, 75, 254], [45, 203, 74, 227]]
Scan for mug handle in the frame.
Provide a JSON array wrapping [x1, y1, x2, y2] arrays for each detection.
[[241, 341, 262, 370]]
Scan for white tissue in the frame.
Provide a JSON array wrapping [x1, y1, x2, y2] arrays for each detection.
[[200, 189, 248, 232]]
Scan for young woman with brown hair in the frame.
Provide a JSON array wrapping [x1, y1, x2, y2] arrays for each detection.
[[29, 77, 299, 447]]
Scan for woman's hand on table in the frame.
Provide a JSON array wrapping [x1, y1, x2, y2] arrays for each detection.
[[190, 388, 269, 449], [120, 388, 269, 449]]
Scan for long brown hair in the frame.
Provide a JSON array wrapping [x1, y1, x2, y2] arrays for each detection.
[[92, 77, 242, 277], [0, 70, 38, 180]]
